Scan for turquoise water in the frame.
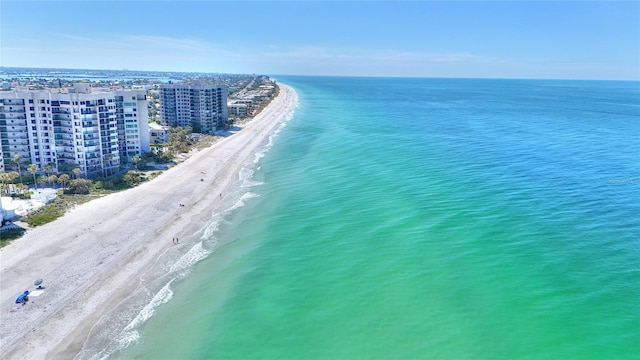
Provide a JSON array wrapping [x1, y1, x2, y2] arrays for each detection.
[[112, 77, 639, 359]]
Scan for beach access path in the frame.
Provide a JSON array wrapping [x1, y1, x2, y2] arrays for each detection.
[[0, 84, 297, 360]]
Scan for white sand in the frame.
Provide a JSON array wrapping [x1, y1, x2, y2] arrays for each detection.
[[0, 84, 297, 360]]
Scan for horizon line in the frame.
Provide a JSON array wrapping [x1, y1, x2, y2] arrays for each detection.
[[1, 66, 638, 83]]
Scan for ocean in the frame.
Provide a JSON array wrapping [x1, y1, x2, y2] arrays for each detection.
[[100, 77, 638, 359]]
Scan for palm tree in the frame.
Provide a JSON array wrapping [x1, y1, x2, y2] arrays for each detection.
[[48, 174, 58, 188], [132, 155, 142, 170], [104, 154, 115, 177], [72, 167, 82, 179], [7, 171, 19, 195], [0, 173, 9, 196], [58, 174, 70, 188], [28, 164, 39, 190], [44, 163, 54, 177], [15, 183, 28, 196], [38, 175, 47, 189], [12, 154, 24, 186]]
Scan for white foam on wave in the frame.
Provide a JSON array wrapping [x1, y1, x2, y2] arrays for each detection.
[[124, 280, 174, 331], [239, 166, 253, 181], [87, 280, 175, 360], [257, 95, 298, 157], [201, 214, 223, 241], [242, 180, 264, 188], [238, 167, 264, 189], [253, 150, 266, 164], [169, 241, 211, 273], [225, 191, 260, 214]]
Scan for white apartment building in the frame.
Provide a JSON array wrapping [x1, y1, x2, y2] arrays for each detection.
[[160, 84, 228, 133], [0, 84, 150, 176]]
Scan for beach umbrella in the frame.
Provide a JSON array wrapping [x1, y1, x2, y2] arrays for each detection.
[[34, 278, 43, 286]]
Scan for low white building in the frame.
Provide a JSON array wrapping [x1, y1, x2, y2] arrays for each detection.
[[149, 122, 171, 144], [227, 102, 248, 117]]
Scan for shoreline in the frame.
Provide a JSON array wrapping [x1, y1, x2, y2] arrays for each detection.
[[0, 84, 298, 360]]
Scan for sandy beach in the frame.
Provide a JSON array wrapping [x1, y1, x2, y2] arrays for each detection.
[[0, 84, 297, 360]]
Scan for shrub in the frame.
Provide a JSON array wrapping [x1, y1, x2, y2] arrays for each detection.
[[67, 178, 93, 194], [0, 228, 26, 245]]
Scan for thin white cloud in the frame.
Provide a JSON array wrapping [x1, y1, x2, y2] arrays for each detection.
[[4, 32, 504, 76], [246, 45, 500, 65], [118, 35, 209, 52]]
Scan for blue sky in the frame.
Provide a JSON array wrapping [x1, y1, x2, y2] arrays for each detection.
[[1, 1, 638, 80]]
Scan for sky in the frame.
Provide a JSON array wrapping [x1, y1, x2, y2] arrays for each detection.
[[1, 1, 639, 80]]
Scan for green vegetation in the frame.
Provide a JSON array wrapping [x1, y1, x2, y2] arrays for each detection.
[[67, 178, 93, 194], [167, 125, 194, 154], [1, 228, 26, 247], [23, 193, 94, 226], [147, 90, 161, 123]]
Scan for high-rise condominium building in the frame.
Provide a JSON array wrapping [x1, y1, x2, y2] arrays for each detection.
[[160, 84, 228, 133], [0, 84, 150, 176]]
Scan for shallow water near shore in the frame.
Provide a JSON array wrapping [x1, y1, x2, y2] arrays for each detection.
[[109, 77, 638, 359]]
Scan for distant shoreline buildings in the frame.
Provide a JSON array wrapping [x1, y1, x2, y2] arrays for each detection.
[[0, 70, 277, 179], [0, 83, 149, 176]]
